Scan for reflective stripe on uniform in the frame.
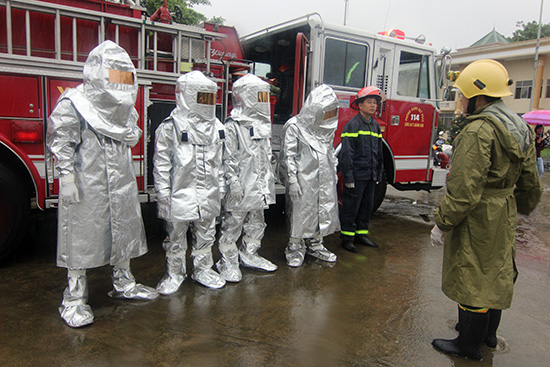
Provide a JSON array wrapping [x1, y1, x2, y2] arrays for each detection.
[[341, 130, 382, 138], [355, 230, 369, 235], [459, 304, 489, 313], [341, 230, 355, 236]]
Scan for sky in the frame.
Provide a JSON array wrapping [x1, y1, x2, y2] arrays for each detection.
[[195, 0, 550, 53]]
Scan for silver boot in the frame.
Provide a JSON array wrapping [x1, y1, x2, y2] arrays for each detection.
[[191, 249, 226, 289], [307, 237, 337, 262], [216, 244, 242, 282], [156, 252, 187, 295], [59, 269, 94, 328], [239, 237, 277, 271], [285, 238, 306, 267], [108, 265, 159, 299]]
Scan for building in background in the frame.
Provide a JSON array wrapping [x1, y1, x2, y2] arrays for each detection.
[[439, 29, 550, 130]]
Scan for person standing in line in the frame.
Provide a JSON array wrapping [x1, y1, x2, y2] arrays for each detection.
[[154, 71, 226, 291], [339, 86, 384, 253], [47, 41, 158, 328], [279, 84, 340, 267], [216, 74, 277, 282], [431, 59, 542, 361]]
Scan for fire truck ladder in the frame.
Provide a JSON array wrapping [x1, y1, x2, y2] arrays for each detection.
[[0, 0, 227, 83]]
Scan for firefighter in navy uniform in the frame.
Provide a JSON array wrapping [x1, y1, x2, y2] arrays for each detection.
[[339, 86, 384, 253]]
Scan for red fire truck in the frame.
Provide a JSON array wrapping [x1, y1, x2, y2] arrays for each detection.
[[0, 1, 449, 261], [240, 14, 450, 208]]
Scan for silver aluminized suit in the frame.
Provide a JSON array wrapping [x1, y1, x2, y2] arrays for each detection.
[[279, 84, 340, 267], [47, 41, 158, 328], [217, 74, 277, 282], [153, 70, 226, 291]]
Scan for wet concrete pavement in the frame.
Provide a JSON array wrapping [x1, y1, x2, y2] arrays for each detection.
[[1, 176, 549, 367]]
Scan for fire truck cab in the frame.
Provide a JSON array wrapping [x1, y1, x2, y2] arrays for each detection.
[[241, 14, 448, 210]]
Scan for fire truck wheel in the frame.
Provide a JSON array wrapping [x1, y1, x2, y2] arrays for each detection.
[[0, 164, 29, 262], [372, 171, 387, 214]]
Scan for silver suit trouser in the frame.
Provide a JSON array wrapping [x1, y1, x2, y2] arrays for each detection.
[[219, 210, 267, 248], [167, 218, 225, 289]]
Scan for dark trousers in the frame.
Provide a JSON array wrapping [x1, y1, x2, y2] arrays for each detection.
[[340, 180, 376, 239]]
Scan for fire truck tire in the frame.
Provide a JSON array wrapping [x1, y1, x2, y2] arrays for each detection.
[[0, 164, 29, 262], [372, 171, 387, 214]]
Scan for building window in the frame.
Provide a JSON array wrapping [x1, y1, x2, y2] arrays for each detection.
[[546, 79, 550, 98], [515, 80, 532, 99]]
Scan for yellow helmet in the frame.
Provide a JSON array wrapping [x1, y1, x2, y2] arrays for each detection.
[[453, 59, 513, 99]]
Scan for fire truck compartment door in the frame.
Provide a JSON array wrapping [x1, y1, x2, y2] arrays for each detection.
[[0, 75, 41, 118]]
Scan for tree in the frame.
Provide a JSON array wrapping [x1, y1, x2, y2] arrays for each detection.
[[509, 21, 550, 42], [143, 0, 223, 26]]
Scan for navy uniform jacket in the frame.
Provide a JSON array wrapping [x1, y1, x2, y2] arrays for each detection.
[[339, 113, 384, 183]]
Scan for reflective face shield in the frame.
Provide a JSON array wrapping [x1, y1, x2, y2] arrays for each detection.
[[197, 91, 216, 106], [323, 108, 338, 120], [258, 91, 270, 103], [108, 69, 134, 85]]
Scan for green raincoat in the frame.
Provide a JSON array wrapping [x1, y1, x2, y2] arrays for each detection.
[[435, 100, 542, 309]]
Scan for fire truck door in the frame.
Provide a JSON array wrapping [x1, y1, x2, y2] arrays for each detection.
[[386, 45, 436, 183], [292, 32, 309, 116]]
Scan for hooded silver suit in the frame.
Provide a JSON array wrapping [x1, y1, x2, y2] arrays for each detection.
[[279, 84, 340, 267], [47, 41, 158, 328], [153, 70, 226, 291], [217, 74, 277, 281]]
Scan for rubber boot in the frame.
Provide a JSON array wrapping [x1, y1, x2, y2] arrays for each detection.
[[355, 234, 379, 248], [191, 249, 226, 289], [217, 244, 242, 282], [156, 252, 187, 295], [432, 308, 489, 361], [307, 237, 337, 262], [341, 237, 358, 253], [59, 269, 94, 328], [455, 309, 501, 348], [484, 309, 502, 348], [285, 238, 306, 267], [239, 237, 277, 271], [108, 264, 159, 299]]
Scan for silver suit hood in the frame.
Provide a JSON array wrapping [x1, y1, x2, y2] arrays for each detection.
[[296, 84, 339, 151], [80, 40, 139, 140], [172, 71, 218, 145], [230, 74, 271, 139]]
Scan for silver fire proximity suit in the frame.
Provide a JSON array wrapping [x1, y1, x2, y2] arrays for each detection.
[[279, 84, 340, 267], [217, 74, 277, 281], [47, 41, 158, 328], [153, 71, 226, 291]]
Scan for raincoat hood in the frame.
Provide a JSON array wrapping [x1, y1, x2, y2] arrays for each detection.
[[296, 84, 339, 150], [230, 74, 271, 139], [472, 100, 532, 158], [82, 40, 138, 133], [172, 71, 218, 145]]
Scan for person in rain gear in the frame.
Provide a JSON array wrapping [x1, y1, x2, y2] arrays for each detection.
[[216, 74, 277, 282], [431, 59, 542, 361], [279, 84, 339, 267], [47, 40, 158, 328], [339, 86, 384, 253], [153, 71, 226, 291]]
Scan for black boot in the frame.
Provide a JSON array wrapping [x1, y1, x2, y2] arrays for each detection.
[[432, 308, 489, 361], [484, 309, 502, 348], [341, 239, 358, 253], [455, 309, 501, 348], [355, 234, 379, 248]]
